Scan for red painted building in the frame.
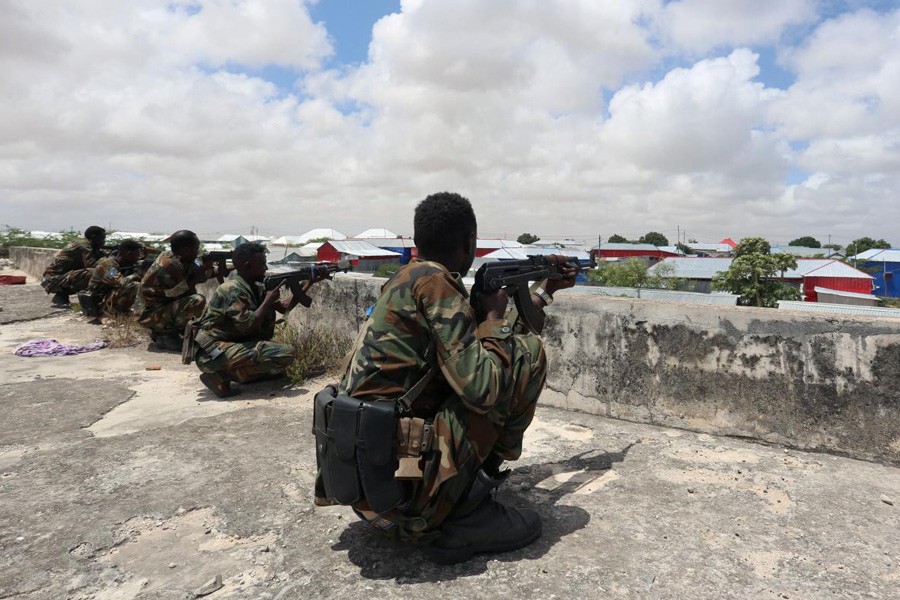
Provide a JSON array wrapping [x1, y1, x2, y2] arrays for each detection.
[[592, 243, 679, 261], [799, 261, 874, 302], [317, 241, 402, 272]]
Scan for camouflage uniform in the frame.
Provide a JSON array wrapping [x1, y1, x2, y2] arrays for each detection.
[[194, 271, 295, 383], [139, 250, 207, 335], [41, 238, 102, 295], [88, 256, 141, 315], [315, 259, 547, 541]]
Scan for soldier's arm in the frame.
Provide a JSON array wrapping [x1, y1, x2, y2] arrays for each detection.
[[418, 272, 514, 415]]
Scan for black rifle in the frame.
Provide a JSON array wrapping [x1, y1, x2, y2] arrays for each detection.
[[203, 250, 234, 262], [470, 255, 583, 335], [264, 261, 351, 308], [120, 258, 155, 277]]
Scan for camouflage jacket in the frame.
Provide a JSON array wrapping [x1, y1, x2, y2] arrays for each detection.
[[140, 250, 207, 312], [88, 257, 138, 294], [197, 271, 275, 344], [43, 238, 101, 278], [340, 259, 517, 416]]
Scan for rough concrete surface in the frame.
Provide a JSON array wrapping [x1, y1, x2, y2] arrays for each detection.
[[1, 281, 900, 599]]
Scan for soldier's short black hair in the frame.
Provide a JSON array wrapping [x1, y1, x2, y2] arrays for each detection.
[[118, 239, 142, 253], [414, 192, 477, 255], [84, 226, 106, 241], [170, 230, 199, 252], [233, 241, 267, 266]]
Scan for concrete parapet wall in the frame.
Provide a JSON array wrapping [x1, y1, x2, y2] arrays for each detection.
[[297, 275, 900, 465], [9, 247, 57, 279], [9, 247, 900, 463]]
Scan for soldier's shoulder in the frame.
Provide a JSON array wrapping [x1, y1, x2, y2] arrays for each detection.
[[391, 261, 452, 288]]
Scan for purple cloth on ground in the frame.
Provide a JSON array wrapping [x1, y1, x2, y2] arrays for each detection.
[[14, 338, 108, 357]]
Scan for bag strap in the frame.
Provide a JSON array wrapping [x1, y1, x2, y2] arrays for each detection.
[[395, 344, 437, 413]]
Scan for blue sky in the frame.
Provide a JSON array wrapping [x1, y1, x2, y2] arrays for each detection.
[[311, 0, 400, 66]]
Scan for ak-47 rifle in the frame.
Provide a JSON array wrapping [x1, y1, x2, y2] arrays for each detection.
[[470, 255, 586, 335], [120, 258, 155, 277], [264, 261, 351, 308], [203, 250, 234, 263]]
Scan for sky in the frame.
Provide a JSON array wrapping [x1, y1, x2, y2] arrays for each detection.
[[1, 0, 898, 246]]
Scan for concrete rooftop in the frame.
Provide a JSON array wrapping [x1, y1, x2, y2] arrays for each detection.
[[0, 282, 899, 599]]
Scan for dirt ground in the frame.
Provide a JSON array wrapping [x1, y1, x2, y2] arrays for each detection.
[[1, 283, 899, 599]]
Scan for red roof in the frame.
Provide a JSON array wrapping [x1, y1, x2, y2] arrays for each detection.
[[719, 238, 737, 248]]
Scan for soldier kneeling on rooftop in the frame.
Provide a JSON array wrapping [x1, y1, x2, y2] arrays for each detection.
[[41, 226, 106, 308], [313, 192, 577, 564], [80, 239, 146, 323], [139, 230, 218, 352], [192, 241, 329, 398]]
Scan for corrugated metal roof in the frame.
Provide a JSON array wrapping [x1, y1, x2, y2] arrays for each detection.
[[328, 240, 401, 258], [813, 287, 878, 300], [357, 237, 416, 248], [594, 243, 660, 252], [772, 246, 841, 258], [777, 301, 900, 319], [655, 257, 872, 280], [799, 260, 872, 279], [356, 228, 398, 238], [688, 243, 734, 253], [653, 257, 732, 279], [481, 247, 591, 261], [853, 248, 900, 262], [297, 228, 347, 243], [477, 239, 524, 249]]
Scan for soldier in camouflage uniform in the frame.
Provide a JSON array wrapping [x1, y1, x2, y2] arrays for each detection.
[[194, 242, 328, 398], [41, 226, 106, 307], [139, 230, 216, 352], [315, 192, 576, 564], [87, 239, 144, 318]]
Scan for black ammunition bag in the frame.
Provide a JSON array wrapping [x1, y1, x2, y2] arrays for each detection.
[[313, 386, 405, 513], [77, 290, 103, 317]]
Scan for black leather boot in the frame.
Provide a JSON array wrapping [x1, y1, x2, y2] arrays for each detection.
[[425, 469, 542, 565], [51, 292, 70, 308]]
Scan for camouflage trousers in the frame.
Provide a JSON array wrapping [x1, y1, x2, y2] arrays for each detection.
[[195, 339, 295, 384], [355, 333, 547, 542], [99, 281, 139, 315], [138, 294, 206, 335], [41, 269, 92, 295]]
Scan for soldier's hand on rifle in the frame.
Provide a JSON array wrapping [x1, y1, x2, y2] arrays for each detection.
[[476, 288, 509, 322], [545, 256, 578, 295], [264, 284, 282, 307]]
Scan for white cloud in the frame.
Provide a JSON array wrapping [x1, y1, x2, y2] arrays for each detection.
[[0, 0, 897, 246], [656, 0, 817, 54]]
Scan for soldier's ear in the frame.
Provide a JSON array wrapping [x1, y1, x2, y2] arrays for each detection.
[[464, 231, 476, 258]]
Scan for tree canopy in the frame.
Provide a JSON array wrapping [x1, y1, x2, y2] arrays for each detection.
[[788, 236, 821, 248], [712, 237, 801, 307], [607, 234, 629, 243], [638, 231, 669, 246], [845, 237, 891, 257], [517, 233, 540, 245]]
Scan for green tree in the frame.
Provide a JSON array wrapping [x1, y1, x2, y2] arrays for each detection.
[[606, 234, 629, 243], [517, 233, 540, 245], [374, 262, 402, 278], [845, 237, 891, 257], [308, 237, 332, 244], [712, 237, 801, 307], [587, 258, 684, 289], [0, 227, 78, 250], [789, 236, 821, 248], [675, 242, 693, 255], [639, 231, 669, 246]]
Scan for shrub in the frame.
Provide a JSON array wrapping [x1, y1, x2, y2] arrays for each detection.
[[274, 323, 353, 383]]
